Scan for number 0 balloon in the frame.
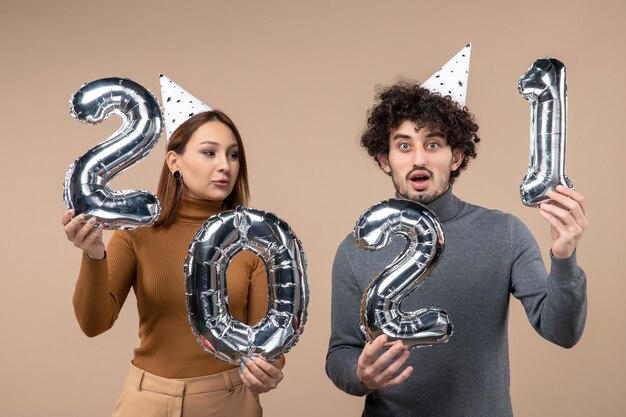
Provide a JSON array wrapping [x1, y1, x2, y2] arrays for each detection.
[[63, 78, 162, 229], [185, 206, 308, 365], [354, 199, 452, 348], [518, 58, 574, 207]]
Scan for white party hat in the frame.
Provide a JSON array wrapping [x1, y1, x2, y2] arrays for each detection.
[[421, 43, 471, 107], [159, 74, 212, 141]]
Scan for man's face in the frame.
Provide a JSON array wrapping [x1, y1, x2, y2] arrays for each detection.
[[377, 120, 463, 204]]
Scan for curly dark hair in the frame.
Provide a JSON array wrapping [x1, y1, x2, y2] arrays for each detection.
[[360, 81, 480, 184]]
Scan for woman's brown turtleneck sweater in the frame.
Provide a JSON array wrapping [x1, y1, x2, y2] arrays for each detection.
[[73, 195, 279, 378]]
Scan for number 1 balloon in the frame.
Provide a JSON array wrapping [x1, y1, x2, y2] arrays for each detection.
[[354, 199, 452, 348], [518, 58, 574, 207], [63, 77, 162, 229], [185, 206, 308, 365]]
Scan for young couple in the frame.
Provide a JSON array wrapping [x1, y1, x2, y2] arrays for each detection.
[[63, 46, 588, 417]]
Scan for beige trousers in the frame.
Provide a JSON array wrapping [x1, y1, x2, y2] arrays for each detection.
[[112, 364, 262, 417]]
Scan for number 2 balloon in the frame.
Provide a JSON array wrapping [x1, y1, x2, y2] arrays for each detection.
[[354, 199, 452, 348], [63, 77, 162, 229]]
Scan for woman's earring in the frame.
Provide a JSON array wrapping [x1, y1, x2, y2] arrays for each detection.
[[173, 170, 181, 180]]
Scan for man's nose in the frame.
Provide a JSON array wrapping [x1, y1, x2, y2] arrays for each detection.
[[412, 149, 427, 166]]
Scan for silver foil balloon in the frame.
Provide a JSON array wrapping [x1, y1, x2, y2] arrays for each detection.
[[63, 78, 162, 229], [354, 199, 452, 348], [518, 58, 574, 207], [185, 206, 308, 365]]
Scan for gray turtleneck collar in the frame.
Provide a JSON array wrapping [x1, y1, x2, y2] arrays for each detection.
[[394, 187, 465, 223]]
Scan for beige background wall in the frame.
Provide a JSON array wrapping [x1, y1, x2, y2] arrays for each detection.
[[1, 0, 624, 416]]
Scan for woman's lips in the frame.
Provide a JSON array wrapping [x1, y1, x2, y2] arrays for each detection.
[[212, 179, 230, 187]]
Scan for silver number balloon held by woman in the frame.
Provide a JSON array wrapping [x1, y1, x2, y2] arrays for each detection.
[[518, 58, 574, 207], [185, 206, 308, 365], [63, 78, 162, 229], [354, 199, 452, 348]]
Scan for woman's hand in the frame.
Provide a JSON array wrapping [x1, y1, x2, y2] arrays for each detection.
[[62, 209, 106, 260], [239, 356, 284, 394]]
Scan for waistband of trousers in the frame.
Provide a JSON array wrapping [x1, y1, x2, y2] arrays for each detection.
[[125, 363, 243, 397]]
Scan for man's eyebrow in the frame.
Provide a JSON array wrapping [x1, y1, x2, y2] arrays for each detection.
[[391, 133, 412, 140], [425, 130, 445, 138], [391, 131, 445, 140]]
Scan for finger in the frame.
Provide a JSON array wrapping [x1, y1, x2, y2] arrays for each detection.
[[82, 226, 103, 247], [368, 347, 410, 388], [540, 201, 570, 225], [64, 213, 86, 240], [545, 192, 575, 213], [539, 208, 579, 243], [73, 217, 100, 244], [379, 348, 411, 378], [557, 186, 589, 226], [243, 357, 276, 386], [359, 340, 407, 385], [240, 363, 270, 393], [540, 200, 587, 234], [238, 367, 257, 390], [541, 191, 586, 226], [379, 365, 414, 389], [549, 189, 578, 210], [361, 335, 388, 364], [555, 185, 584, 204], [375, 341, 408, 369], [553, 186, 589, 218], [61, 209, 75, 226], [539, 205, 570, 230], [250, 356, 282, 379]]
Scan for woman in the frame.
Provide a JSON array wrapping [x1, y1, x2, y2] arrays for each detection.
[[62, 77, 283, 417]]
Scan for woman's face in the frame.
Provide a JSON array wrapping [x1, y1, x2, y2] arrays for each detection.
[[168, 120, 240, 201]]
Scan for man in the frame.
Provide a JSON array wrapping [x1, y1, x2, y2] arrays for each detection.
[[325, 45, 588, 417]]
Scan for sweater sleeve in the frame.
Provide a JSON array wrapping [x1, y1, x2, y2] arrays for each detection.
[[325, 241, 373, 396], [509, 216, 587, 348], [72, 231, 136, 337]]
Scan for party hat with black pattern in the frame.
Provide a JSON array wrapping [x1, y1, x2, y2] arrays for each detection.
[[421, 43, 471, 107], [159, 74, 212, 142]]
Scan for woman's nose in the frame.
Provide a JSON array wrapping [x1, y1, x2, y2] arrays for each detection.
[[217, 154, 230, 172]]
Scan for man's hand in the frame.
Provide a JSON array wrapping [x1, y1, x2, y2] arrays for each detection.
[[539, 185, 589, 259], [356, 335, 413, 390]]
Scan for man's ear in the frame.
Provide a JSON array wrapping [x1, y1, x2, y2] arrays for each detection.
[[166, 150, 179, 173], [377, 153, 391, 175], [451, 149, 464, 172]]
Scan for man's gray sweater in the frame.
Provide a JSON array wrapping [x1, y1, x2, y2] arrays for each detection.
[[325, 189, 587, 417]]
